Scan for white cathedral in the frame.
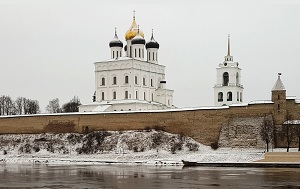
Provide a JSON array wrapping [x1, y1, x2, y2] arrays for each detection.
[[79, 15, 244, 112], [79, 15, 174, 112]]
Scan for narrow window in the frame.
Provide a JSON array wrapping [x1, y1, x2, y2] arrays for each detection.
[[116, 51, 118, 58], [218, 92, 223, 102], [156, 52, 158, 61], [236, 72, 239, 85], [278, 104, 280, 111], [113, 91, 116, 100], [240, 92, 243, 102], [153, 52, 155, 61], [125, 91, 128, 99], [113, 76, 117, 85], [101, 92, 104, 100], [143, 77, 146, 86], [101, 77, 105, 86], [223, 72, 229, 86], [112, 51, 114, 59], [148, 52, 150, 61], [237, 92, 239, 101], [135, 49, 137, 58], [135, 76, 138, 85], [227, 92, 232, 101], [151, 79, 153, 87], [130, 46, 132, 58], [152, 93, 154, 101], [125, 75, 129, 84], [136, 91, 138, 99], [139, 48, 141, 58], [144, 92, 146, 100], [142, 49, 144, 58], [278, 95, 280, 100]]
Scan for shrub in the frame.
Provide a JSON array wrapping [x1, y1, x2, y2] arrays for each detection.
[[33, 145, 40, 152], [3, 150, 7, 155], [186, 143, 199, 151], [210, 141, 219, 150]]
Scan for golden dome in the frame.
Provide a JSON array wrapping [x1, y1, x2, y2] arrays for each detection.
[[125, 17, 144, 41]]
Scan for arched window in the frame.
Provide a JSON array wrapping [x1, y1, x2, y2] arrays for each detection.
[[144, 92, 146, 100], [237, 92, 239, 101], [236, 72, 239, 85], [125, 75, 129, 84], [113, 76, 117, 85], [101, 77, 105, 86], [113, 91, 116, 100], [152, 93, 154, 101], [218, 92, 223, 102], [223, 72, 229, 86], [148, 52, 150, 61], [227, 92, 232, 101], [153, 52, 155, 61], [136, 91, 138, 99], [134, 49, 137, 58], [112, 51, 114, 59], [150, 79, 153, 87], [135, 76, 138, 85], [143, 77, 146, 86], [125, 91, 128, 99], [101, 92, 105, 100]]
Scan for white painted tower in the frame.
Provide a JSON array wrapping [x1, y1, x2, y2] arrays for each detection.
[[214, 35, 244, 106]]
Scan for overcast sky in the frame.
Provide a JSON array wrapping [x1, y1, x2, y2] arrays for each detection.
[[0, 0, 300, 112]]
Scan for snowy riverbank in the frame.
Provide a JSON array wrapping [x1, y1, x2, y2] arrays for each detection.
[[0, 130, 268, 165]]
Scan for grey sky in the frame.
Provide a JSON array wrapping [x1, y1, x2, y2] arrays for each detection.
[[0, 0, 300, 112]]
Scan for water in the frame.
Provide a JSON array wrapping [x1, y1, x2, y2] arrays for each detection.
[[0, 164, 300, 188]]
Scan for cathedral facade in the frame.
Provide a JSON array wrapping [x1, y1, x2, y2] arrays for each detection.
[[79, 15, 174, 112]]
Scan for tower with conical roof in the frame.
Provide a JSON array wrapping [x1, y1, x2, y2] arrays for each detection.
[[214, 35, 244, 106], [272, 73, 286, 113]]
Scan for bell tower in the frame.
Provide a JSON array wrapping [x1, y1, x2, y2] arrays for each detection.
[[214, 35, 244, 106]]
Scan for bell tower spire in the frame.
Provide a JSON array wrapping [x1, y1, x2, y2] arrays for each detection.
[[214, 35, 243, 106], [225, 34, 233, 61]]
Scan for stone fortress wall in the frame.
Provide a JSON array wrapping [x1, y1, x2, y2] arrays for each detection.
[[0, 95, 299, 148]]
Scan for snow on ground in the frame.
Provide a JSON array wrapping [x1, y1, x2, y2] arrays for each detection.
[[0, 130, 267, 165]]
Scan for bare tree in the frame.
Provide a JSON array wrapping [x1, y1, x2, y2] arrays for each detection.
[[15, 97, 25, 115], [62, 96, 81, 113], [0, 95, 15, 115], [260, 115, 274, 152], [282, 122, 296, 152], [46, 98, 62, 113]]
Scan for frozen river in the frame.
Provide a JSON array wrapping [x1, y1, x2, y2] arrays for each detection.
[[0, 164, 300, 188]]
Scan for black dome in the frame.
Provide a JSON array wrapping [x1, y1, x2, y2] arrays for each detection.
[[109, 40, 123, 48], [146, 33, 159, 49], [131, 38, 145, 45], [109, 30, 123, 48], [146, 41, 159, 49]]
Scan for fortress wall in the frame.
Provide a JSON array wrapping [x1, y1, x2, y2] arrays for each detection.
[[0, 103, 277, 146]]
